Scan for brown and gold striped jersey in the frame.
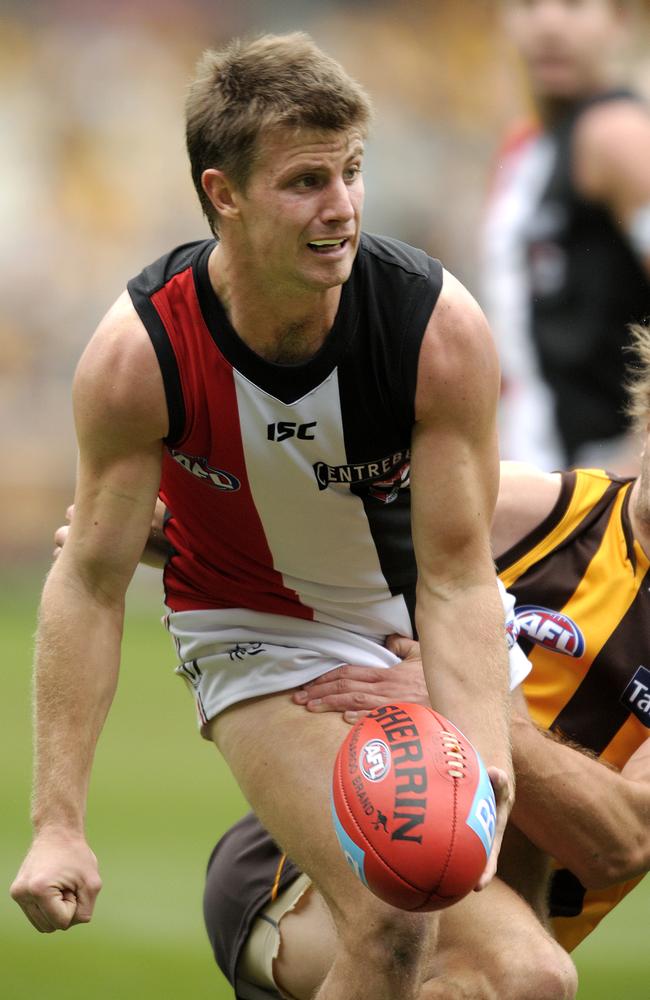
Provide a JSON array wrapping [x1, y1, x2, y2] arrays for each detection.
[[497, 468, 650, 950]]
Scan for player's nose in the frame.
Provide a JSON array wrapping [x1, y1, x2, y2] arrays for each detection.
[[320, 176, 356, 224]]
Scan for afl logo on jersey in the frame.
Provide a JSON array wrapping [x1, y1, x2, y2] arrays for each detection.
[[170, 450, 241, 492], [515, 605, 585, 657]]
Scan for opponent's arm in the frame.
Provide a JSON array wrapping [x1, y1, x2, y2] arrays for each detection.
[[491, 462, 561, 560], [10, 293, 167, 933], [410, 271, 513, 887], [510, 701, 650, 889], [299, 641, 650, 888]]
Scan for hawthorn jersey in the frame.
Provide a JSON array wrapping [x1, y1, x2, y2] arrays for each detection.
[[496, 468, 650, 950], [127, 234, 442, 638], [483, 91, 650, 465]]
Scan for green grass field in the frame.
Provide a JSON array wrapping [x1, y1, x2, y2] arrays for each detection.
[[2, 569, 648, 999]]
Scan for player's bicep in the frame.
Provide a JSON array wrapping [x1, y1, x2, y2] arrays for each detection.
[[59, 299, 167, 600]]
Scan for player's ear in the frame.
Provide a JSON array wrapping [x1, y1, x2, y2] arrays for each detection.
[[201, 169, 241, 224]]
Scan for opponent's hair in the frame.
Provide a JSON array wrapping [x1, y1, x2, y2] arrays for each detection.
[[624, 323, 650, 432], [185, 32, 373, 235]]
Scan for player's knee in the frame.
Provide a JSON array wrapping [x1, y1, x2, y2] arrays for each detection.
[[525, 947, 577, 1000], [499, 937, 577, 1000]]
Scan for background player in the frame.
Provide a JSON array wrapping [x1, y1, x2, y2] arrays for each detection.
[[484, 0, 650, 469], [196, 324, 650, 999], [10, 33, 529, 1000]]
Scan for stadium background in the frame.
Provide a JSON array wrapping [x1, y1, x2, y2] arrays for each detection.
[[1, 1, 648, 996]]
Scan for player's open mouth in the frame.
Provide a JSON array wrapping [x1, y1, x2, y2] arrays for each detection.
[[307, 238, 349, 255]]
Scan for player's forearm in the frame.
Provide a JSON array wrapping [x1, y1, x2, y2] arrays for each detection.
[[415, 579, 512, 780], [511, 714, 650, 888], [31, 566, 123, 834]]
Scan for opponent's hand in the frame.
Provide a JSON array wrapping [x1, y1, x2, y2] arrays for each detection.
[[475, 767, 515, 892], [10, 828, 102, 932], [292, 634, 428, 722], [52, 505, 74, 560]]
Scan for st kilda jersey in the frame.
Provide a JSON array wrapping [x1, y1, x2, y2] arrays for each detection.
[[497, 468, 650, 950], [127, 234, 443, 637]]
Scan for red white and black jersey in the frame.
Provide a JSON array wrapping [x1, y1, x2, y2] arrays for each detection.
[[127, 234, 443, 637]]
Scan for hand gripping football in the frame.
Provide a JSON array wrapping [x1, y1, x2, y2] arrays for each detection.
[[331, 702, 496, 911]]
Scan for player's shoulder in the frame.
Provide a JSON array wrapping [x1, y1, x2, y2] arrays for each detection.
[[78, 291, 150, 371], [356, 234, 444, 381], [422, 269, 493, 366], [128, 238, 214, 298], [73, 291, 167, 443], [77, 239, 212, 428], [414, 269, 498, 423], [358, 232, 440, 281]]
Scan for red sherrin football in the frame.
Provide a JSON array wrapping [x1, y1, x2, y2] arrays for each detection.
[[331, 702, 496, 911]]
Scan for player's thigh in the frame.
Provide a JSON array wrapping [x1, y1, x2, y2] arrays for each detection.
[[209, 692, 420, 933], [209, 693, 349, 883]]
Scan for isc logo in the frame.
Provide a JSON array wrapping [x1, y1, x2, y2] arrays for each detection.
[[515, 605, 585, 657], [360, 740, 391, 782], [267, 421, 317, 442]]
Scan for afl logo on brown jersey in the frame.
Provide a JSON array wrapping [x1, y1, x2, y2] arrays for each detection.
[[515, 606, 585, 657]]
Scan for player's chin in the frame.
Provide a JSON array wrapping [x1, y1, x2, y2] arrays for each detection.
[[302, 243, 358, 286]]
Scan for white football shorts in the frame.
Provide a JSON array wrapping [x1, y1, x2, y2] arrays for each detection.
[[166, 579, 530, 730]]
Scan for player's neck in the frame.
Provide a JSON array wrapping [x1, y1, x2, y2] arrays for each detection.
[[208, 244, 341, 364]]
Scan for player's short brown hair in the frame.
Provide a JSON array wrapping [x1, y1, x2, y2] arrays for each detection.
[[185, 32, 373, 235], [625, 323, 650, 432]]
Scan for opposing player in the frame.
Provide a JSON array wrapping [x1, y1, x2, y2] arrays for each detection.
[[484, 0, 650, 469], [10, 32, 543, 1000], [199, 324, 650, 999]]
